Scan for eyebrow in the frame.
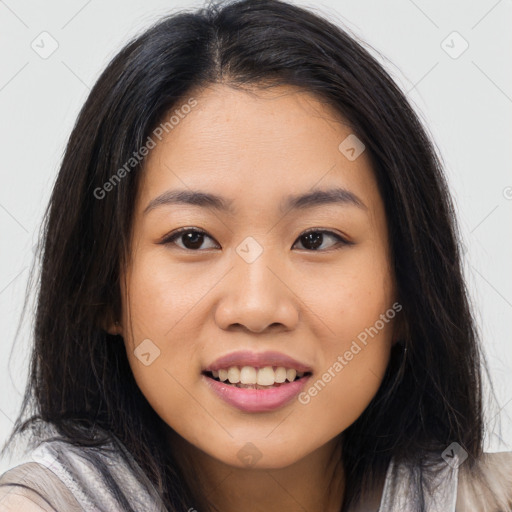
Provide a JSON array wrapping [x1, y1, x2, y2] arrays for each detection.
[[143, 187, 367, 215]]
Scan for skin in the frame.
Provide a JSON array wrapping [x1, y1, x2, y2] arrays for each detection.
[[108, 83, 401, 512]]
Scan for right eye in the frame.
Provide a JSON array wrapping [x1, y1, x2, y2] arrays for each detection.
[[159, 228, 220, 251]]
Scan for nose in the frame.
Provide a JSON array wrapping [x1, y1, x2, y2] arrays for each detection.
[[214, 242, 300, 334]]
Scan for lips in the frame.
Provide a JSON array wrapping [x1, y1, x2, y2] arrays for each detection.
[[201, 350, 313, 412], [203, 350, 313, 373], [203, 373, 312, 412]]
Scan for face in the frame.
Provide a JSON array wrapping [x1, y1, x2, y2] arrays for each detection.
[[112, 83, 400, 470]]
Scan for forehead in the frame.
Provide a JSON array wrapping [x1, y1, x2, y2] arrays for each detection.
[[136, 83, 380, 216]]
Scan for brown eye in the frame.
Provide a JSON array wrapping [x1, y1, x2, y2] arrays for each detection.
[[161, 228, 219, 251], [293, 229, 350, 251]]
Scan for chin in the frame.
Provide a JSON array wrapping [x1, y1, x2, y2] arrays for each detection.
[[208, 439, 309, 470]]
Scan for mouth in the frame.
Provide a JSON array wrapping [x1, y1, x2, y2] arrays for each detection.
[[202, 366, 313, 390], [202, 367, 313, 412], [202, 350, 314, 411]]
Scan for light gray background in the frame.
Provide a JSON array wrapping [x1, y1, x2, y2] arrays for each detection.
[[1, 0, 511, 473]]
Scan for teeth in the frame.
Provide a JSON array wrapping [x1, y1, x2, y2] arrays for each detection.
[[227, 367, 240, 384], [274, 367, 287, 383], [210, 365, 307, 386], [240, 366, 257, 385], [256, 366, 275, 386], [286, 369, 297, 382]]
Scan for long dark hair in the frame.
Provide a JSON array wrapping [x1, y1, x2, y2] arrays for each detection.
[[1, 0, 496, 510]]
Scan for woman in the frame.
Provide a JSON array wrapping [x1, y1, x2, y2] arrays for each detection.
[[1, 0, 511, 510]]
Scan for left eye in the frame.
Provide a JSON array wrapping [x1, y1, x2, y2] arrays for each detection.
[[292, 229, 349, 251], [160, 228, 350, 251]]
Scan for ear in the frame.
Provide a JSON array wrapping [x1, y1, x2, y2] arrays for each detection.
[[99, 307, 123, 336]]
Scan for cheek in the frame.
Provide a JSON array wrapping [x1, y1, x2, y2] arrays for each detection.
[[296, 331, 392, 442], [122, 249, 217, 336], [299, 243, 395, 338], [119, 251, 208, 421], [121, 312, 202, 442], [293, 245, 395, 436]]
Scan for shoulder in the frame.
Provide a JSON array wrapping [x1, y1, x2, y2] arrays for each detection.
[[0, 461, 76, 511], [0, 422, 166, 511], [0, 490, 55, 512], [456, 451, 512, 511]]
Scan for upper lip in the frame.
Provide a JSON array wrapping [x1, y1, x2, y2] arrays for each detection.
[[204, 350, 313, 373]]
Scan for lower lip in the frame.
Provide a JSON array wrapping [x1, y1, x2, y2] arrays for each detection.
[[202, 374, 311, 412]]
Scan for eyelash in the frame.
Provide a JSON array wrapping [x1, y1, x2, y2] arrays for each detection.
[[159, 227, 352, 252]]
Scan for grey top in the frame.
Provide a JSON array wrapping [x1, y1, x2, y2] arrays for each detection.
[[0, 425, 463, 511], [0, 424, 166, 512]]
